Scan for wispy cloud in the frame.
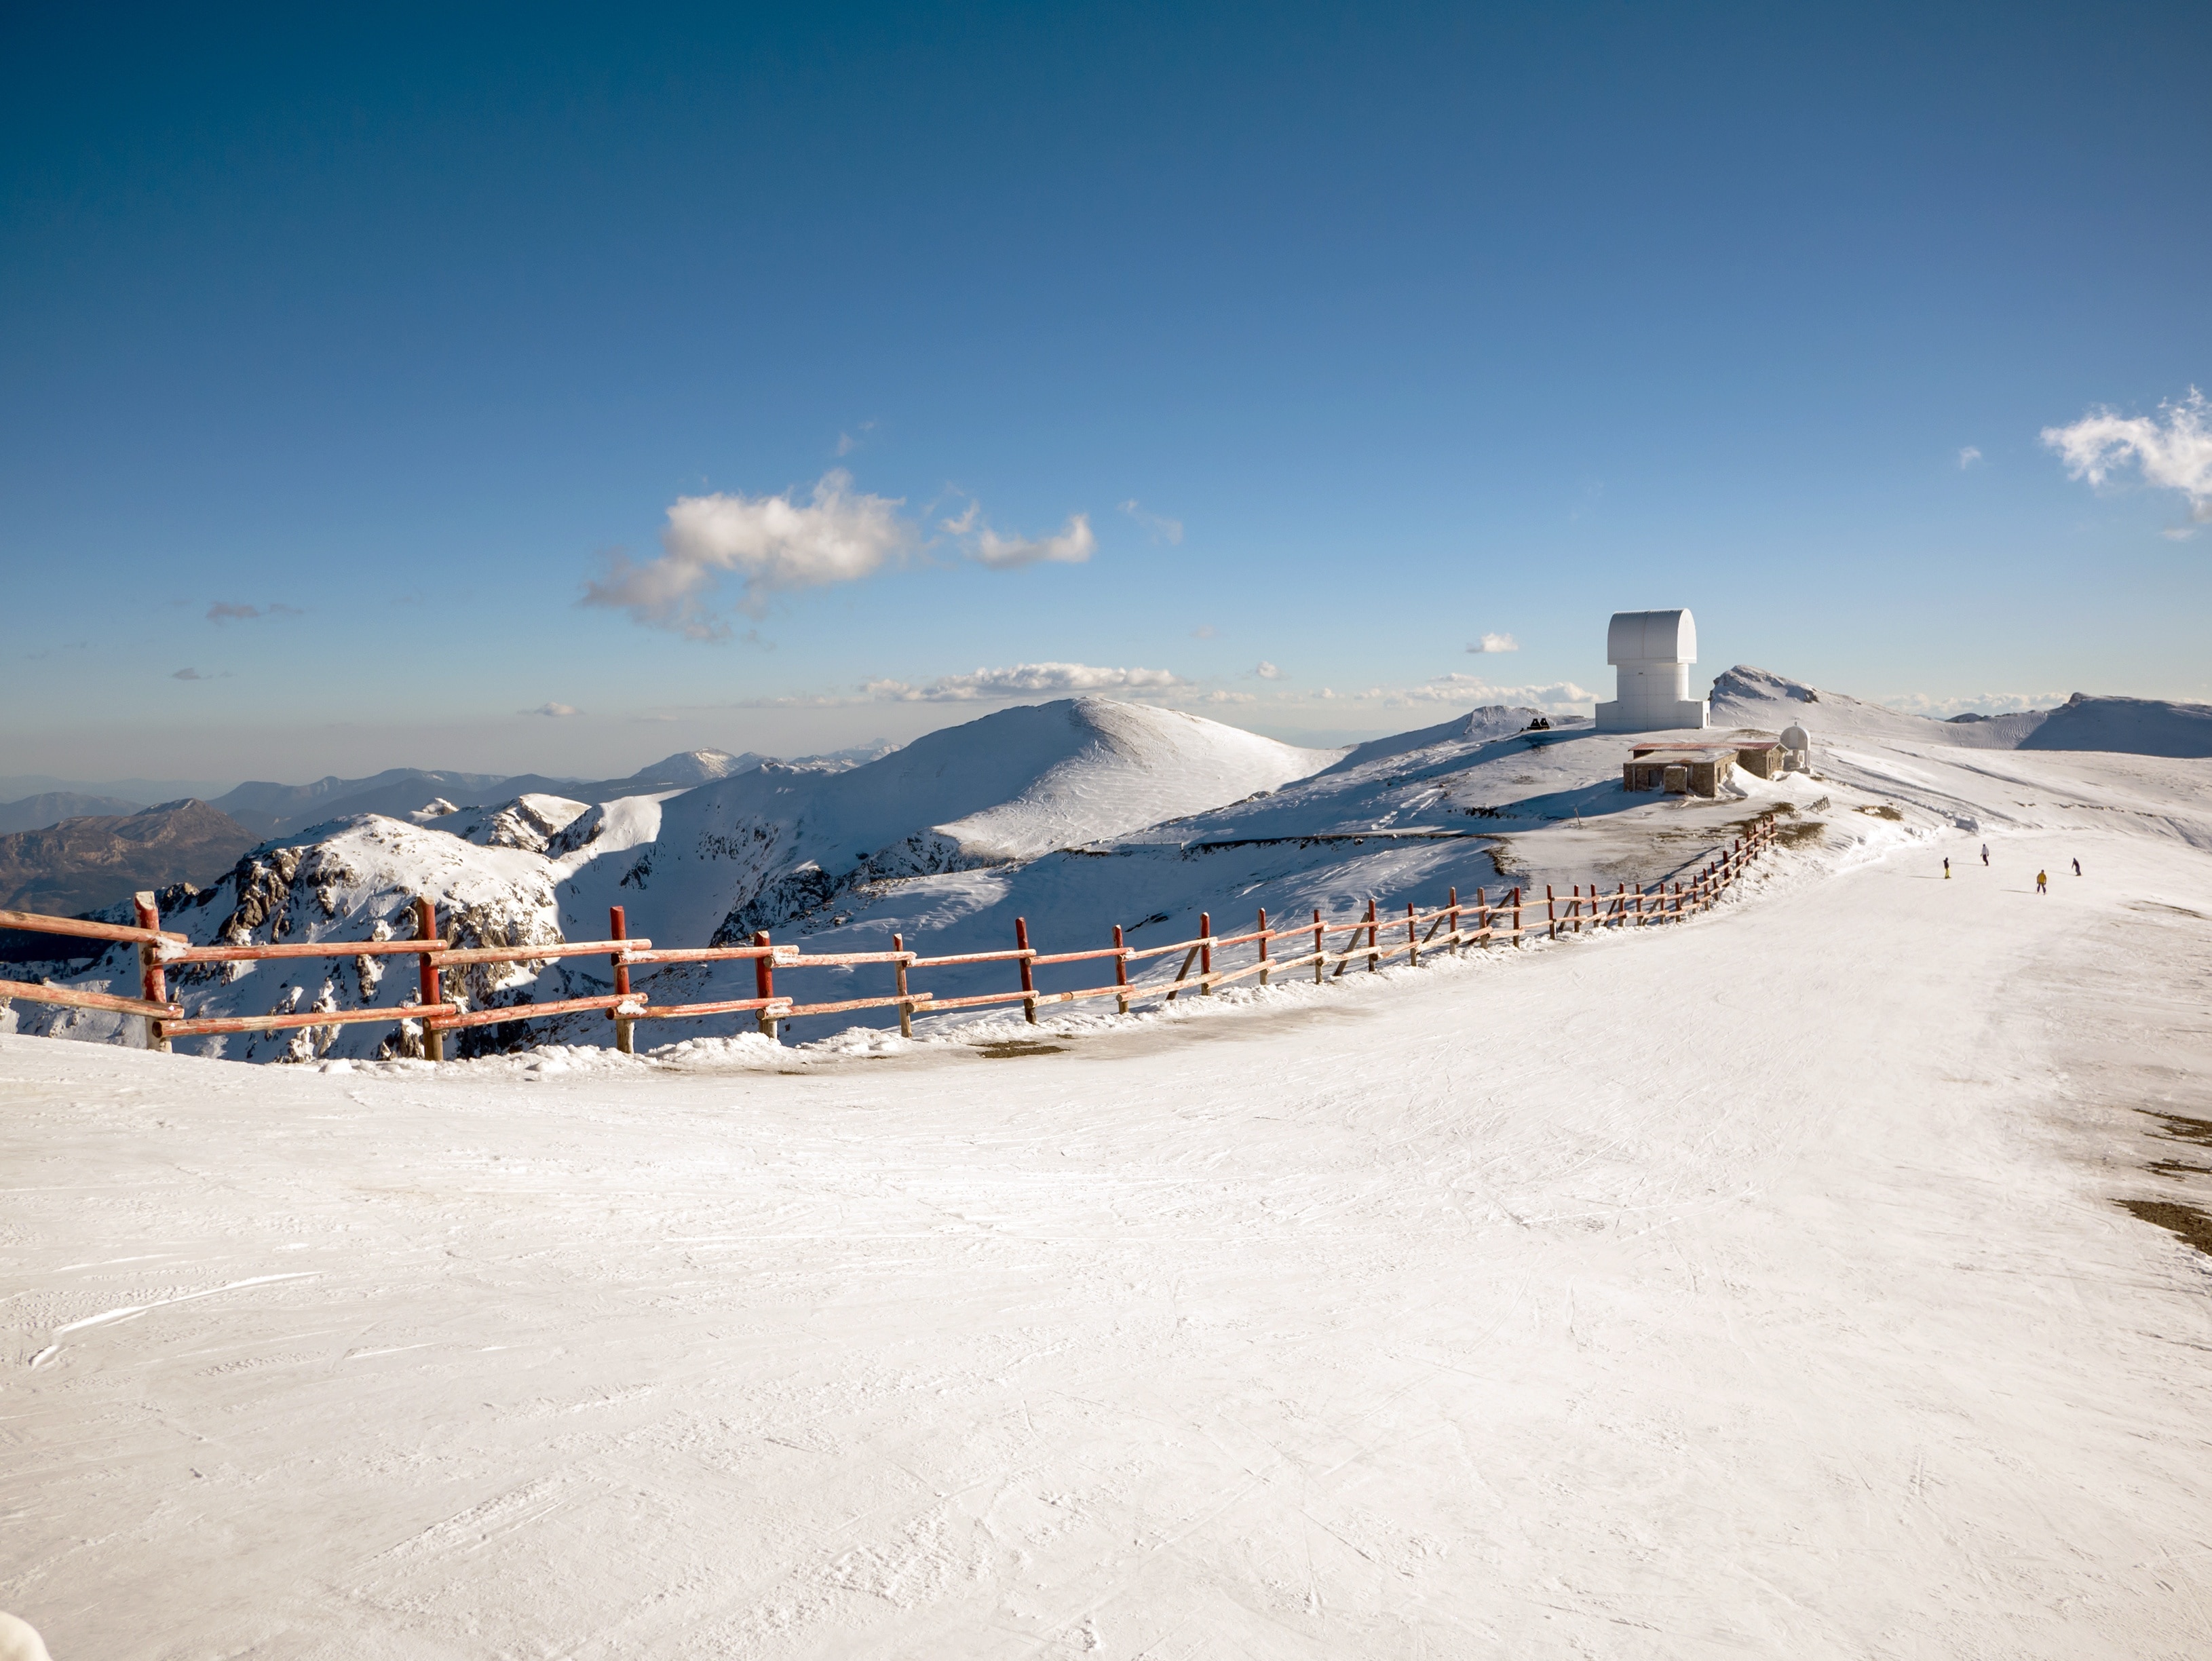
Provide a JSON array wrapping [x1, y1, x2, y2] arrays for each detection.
[[1191, 624, 1219, 639], [863, 662, 1181, 702], [1253, 660, 1283, 679], [522, 702, 581, 717], [2043, 388, 2212, 524], [1958, 446, 1983, 469], [207, 602, 302, 624], [1119, 499, 1184, 545], [582, 470, 914, 639], [835, 420, 875, 457], [1277, 674, 1593, 713], [1468, 632, 1519, 654], [972, 512, 1096, 570], [1405, 672, 1595, 710], [172, 667, 229, 681]]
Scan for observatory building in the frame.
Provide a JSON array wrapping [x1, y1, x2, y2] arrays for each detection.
[[1597, 609, 1709, 733]]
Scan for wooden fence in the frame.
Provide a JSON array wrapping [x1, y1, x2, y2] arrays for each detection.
[[0, 815, 1779, 1059]]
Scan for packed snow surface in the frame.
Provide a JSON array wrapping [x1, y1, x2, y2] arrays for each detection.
[[3, 717, 2211, 1655]]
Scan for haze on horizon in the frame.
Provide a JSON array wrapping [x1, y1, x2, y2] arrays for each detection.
[[3, 2, 2208, 786]]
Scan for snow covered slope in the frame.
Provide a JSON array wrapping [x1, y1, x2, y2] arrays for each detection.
[[1717, 666, 2212, 757], [6, 768, 2209, 1657], [2022, 690, 2212, 756], [554, 698, 1340, 947], [415, 793, 591, 852]]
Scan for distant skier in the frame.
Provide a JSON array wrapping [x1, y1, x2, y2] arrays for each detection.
[[1943, 857, 1951, 879], [2072, 858, 2082, 877], [1981, 843, 1989, 866], [2036, 869, 2048, 894]]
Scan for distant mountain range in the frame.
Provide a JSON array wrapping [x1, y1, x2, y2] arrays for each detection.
[[0, 800, 256, 921], [0, 744, 905, 929], [0, 744, 904, 841], [0, 791, 148, 835]]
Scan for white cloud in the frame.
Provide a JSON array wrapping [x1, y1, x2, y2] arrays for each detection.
[[1958, 446, 1983, 469], [1195, 689, 1256, 704], [1191, 624, 1219, 639], [1120, 499, 1184, 545], [862, 662, 1184, 703], [972, 512, 1097, 570], [1254, 660, 1282, 679], [207, 601, 301, 623], [1303, 672, 1599, 712], [2042, 388, 2212, 523], [934, 495, 1097, 569], [581, 470, 915, 638], [1468, 633, 1519, 654], [522, 702, 581, 718]]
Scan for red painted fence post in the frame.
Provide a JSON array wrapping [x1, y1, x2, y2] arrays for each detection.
[[609, 905, 634, 1055], [894, 932, 913, 1037], [1449, 885, 1460, 953], [1513, 887, 1523, 943], [1365, 898, 1379, 972], [1546, 884, 1557, 940], [1257, 906, 1270, 987], [754, 930, 778, 1040], [1406, 900, 1419, 968], [1312, 909, 1324, 983], [1198, 912, 1212, 995], [415, 896, 444, 1061], [134, 891, 169, 1053], [1016, 917, 1037, 1023], [1113, 924, 1129, 1016]]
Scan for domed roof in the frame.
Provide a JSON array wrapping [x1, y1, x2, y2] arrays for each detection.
[[1780, 722, 1810, 748], [1606, 609, 1696, 664]]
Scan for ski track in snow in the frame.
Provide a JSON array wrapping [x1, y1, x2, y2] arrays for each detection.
[[3, 768, 2211, 1656]]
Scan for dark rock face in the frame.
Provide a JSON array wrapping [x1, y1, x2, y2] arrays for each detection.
[[0, 800, 256, 915]]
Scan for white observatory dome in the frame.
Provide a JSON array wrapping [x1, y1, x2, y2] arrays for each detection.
[[1596, 609, 1708, 733]]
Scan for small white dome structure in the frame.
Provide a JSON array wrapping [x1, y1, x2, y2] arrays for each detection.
[[1597, 609, 1709, 733], [1780, 721, 1810, 772]]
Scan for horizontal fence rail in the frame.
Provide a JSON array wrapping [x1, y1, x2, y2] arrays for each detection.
[[0, 817, 1780, 1058]]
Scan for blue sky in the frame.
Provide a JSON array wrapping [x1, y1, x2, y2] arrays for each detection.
[[3, 1, 2208, 785]]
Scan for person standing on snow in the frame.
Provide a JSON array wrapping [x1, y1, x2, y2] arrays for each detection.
[[2073, 858, 2082, 877], [2036, 869, 2048, 894], [1943, 857, 1951, 879], [1981, 843, 1989, 866]]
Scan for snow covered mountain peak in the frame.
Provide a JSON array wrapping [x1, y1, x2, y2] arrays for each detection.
[[552, 698, 1342, 947], [630, 749, 759, 786]]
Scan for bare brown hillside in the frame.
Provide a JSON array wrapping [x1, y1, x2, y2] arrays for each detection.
[[0, 801, 254, 916]]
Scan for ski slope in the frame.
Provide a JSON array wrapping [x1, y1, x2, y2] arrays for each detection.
[[3, 740, 2210, 1657]]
